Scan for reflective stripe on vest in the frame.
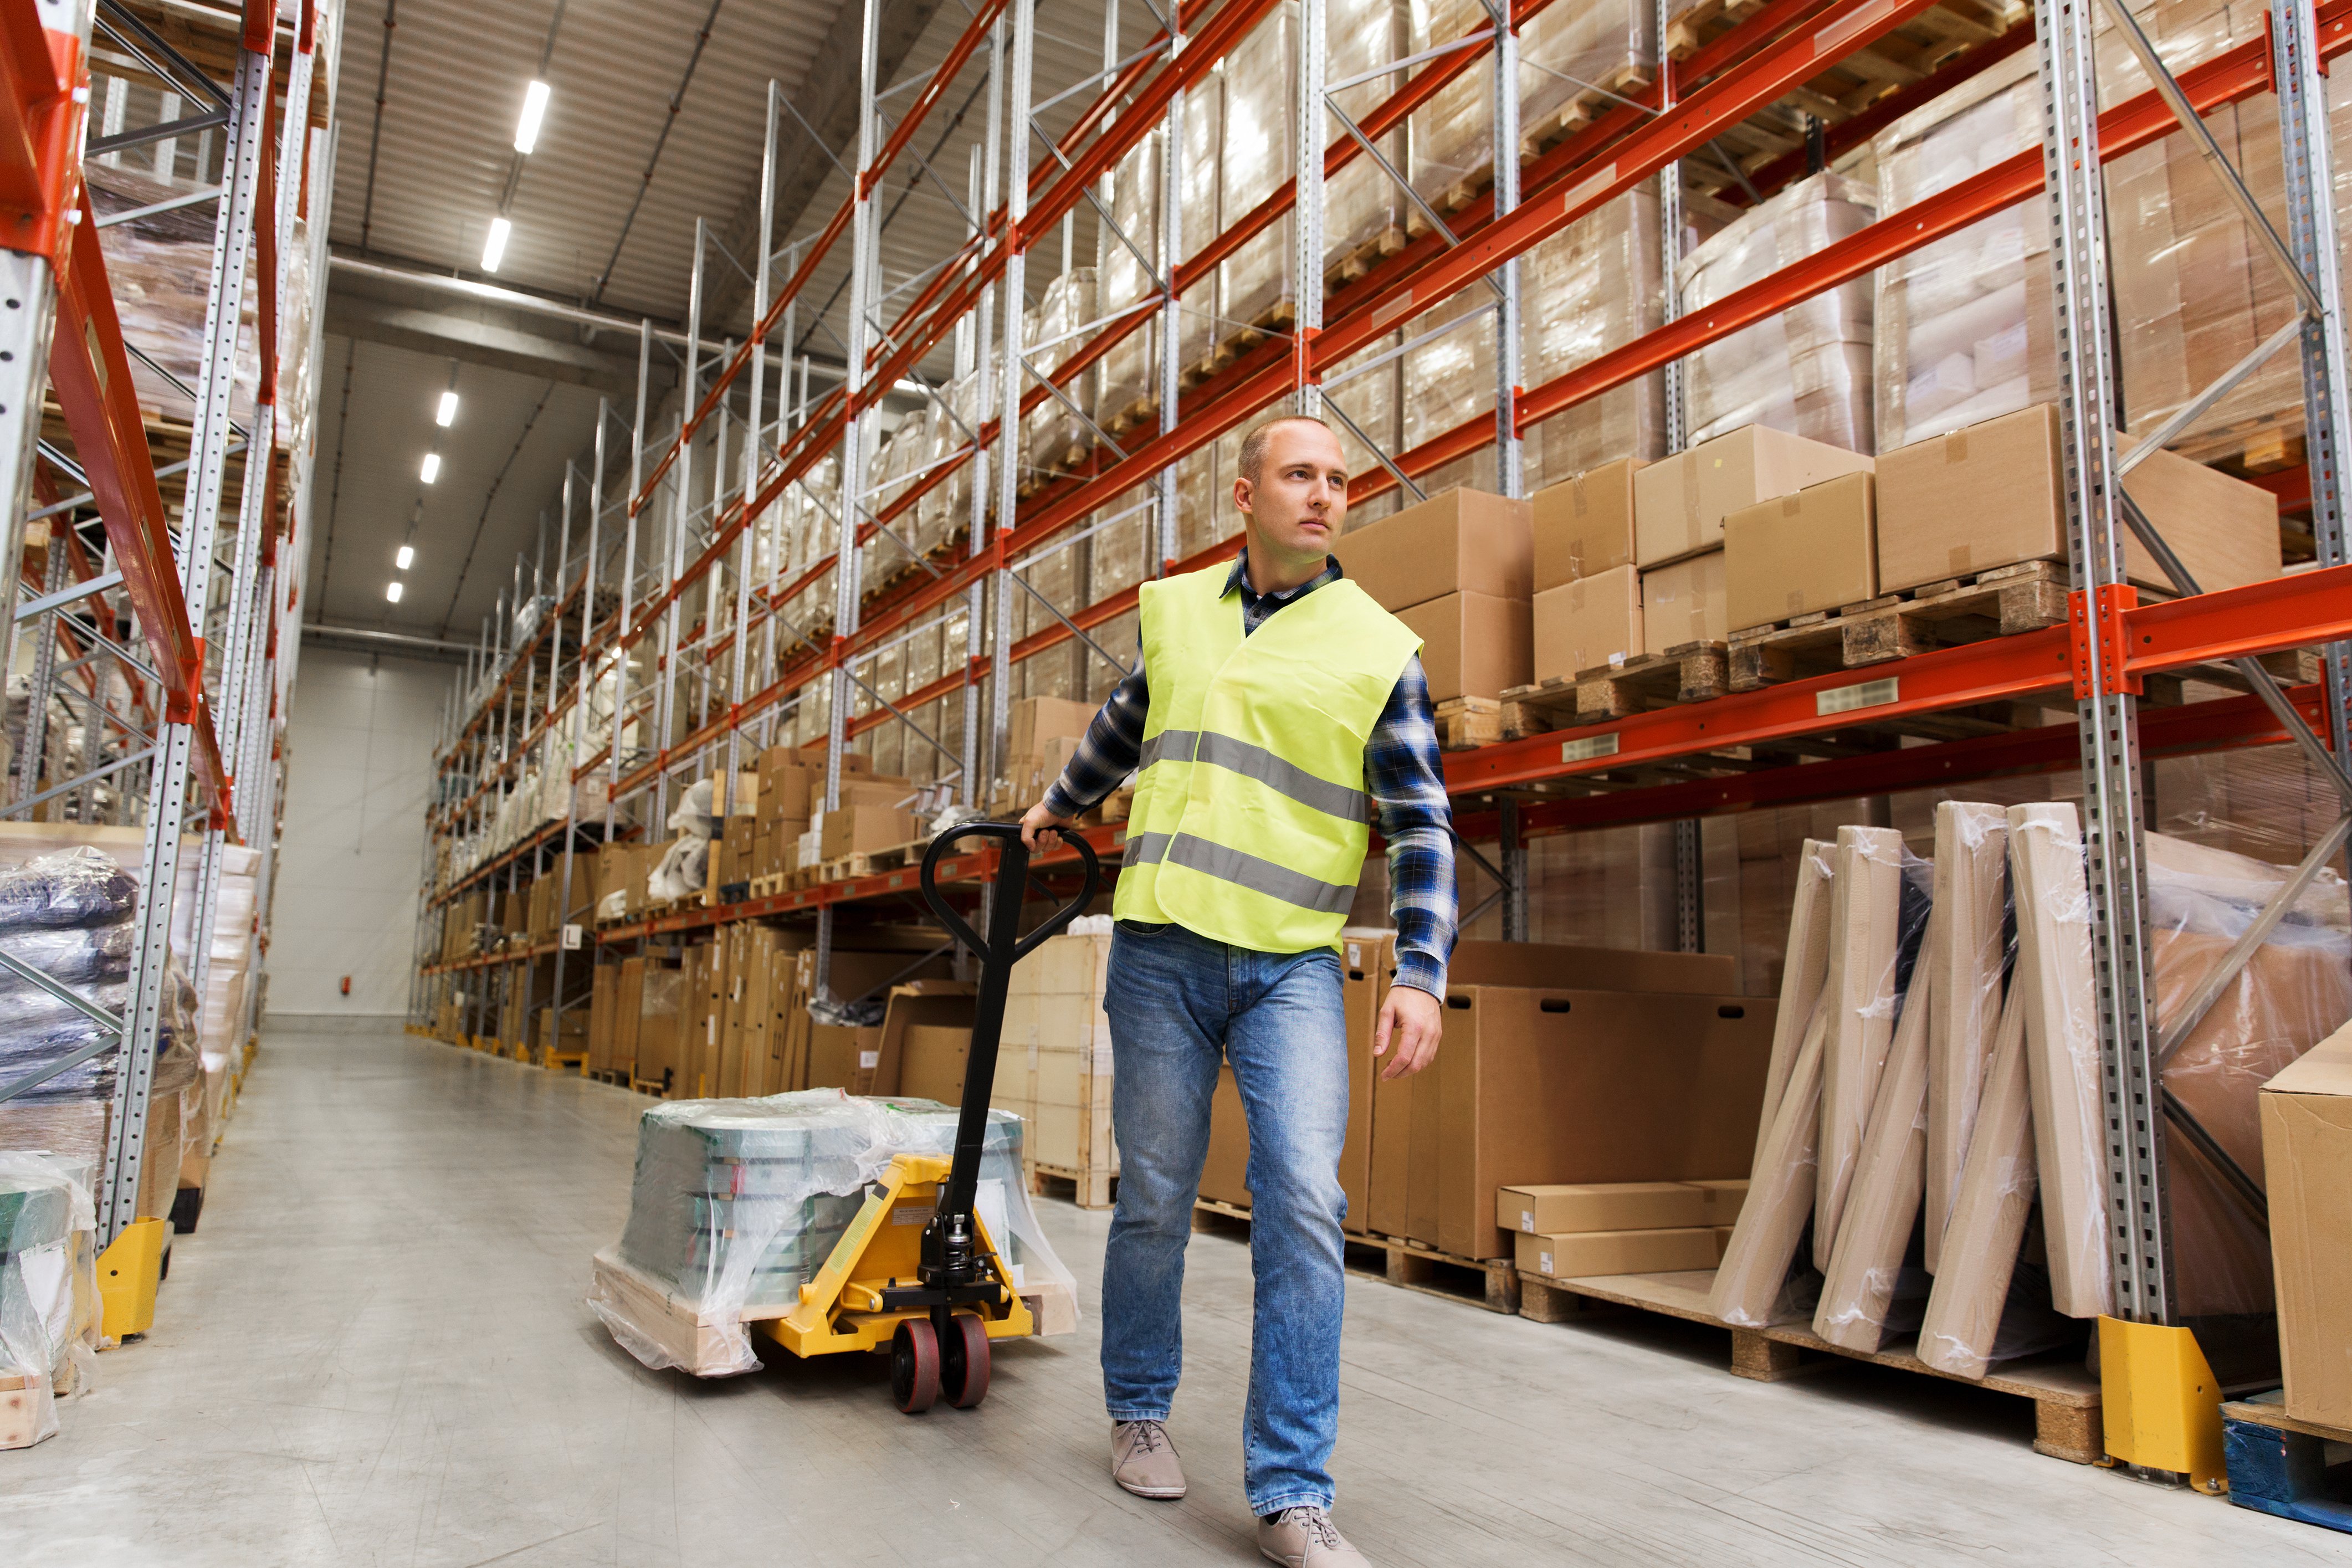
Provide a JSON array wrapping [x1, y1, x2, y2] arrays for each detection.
[[1112, 560, 1421, 952]]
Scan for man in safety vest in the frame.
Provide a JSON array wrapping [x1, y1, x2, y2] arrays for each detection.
[[1021, 416, 1455, 1567]]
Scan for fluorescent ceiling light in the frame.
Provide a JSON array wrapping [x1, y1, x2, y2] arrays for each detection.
[[435, 390, 459, 427], [396, 544, 415, 569], [421, 452, 441, 484], [481, 216, 511, 274], [386, 581, 404, 603], [515, 80, 552, 155]]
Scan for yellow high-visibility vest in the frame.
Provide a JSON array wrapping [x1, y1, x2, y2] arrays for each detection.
[[1112, 560, 1422, 953]]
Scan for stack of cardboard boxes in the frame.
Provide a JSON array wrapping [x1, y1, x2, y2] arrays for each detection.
[[1499, 1180, 1748, 1281], [1329, 489, 1533, 704], [991, 929, 1120, 1205], [991, 696, 1100, 817]]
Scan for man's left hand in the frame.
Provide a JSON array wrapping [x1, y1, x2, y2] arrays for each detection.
[[1373, 983, 1443, 1080]]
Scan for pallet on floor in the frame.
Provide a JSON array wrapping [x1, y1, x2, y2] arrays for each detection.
[[585, 1067, 631, 1087], [1190, 1202, 1519, 1314], [1516, 1267, 2102, 1464], [1029, 1160, 1116, 1210], [1433, 696, 1502, 751], [543, 1051, 587, 1072], [1728, 561, 2069, 693], [2223, 1392, 2352, 1534], [1502, 642, 1729, 736]]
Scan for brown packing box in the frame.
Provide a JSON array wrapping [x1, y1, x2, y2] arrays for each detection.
[[1723, 470, 1878, 633], [635, 962, 685, 1090], [1531, 458, 1642, 591], [1427, 985, 1773, 1260], [755, 755, 820, 822], [1690, 1177, 1749, 1226], [867, 982, 978, 1102], [1514, 1226, 1722, 1279], [821, 805, 918, 859], [717, 819, 754, 887], [806, 1023, 888, 1093], [1633, 424, 1874, 568], [1200, 1064, 1251, 1207], [1874, 403, 2283, 595], [2261, 1021, 2352, 1429], [710, 770, 760, 817], [1008, 695, 1100, 761], [1496, 1182, 1711, 1236], [1330, 487, 1533, 612], [1338, 932, 1383, 1235], [1640, 551, 1726, 655], [1533, 565, 1642, 683], [1397, 591, 1533, 704]]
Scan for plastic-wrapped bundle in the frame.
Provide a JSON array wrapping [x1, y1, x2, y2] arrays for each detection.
[[591, 1089, 1079, 1375], [1678, 171, 1876, 451], [1095, 129, 1167, 432], [0, 924, 134, 992], [0, 1152, 100, 1448], [1174, 435, 1234, 563], [87, 162, 260, 422], [1401, 289, 1495, 483], [1022, 270, 1099, 482], [0, 848, 136, 930], [914, 380, 978, 558], [1323, 0, 1408, 275], [1521, 182, 1668, 480], [1219, 4, 1298, 336]]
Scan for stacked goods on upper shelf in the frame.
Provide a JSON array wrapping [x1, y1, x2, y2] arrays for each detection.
[[1722, 472, 1878, 634], [992, 926, 1119, 1201], [1221, 6, 1298, 339], [1632, 426, 1873, 655], [1530, 459, 1644, 677], [1329, 488, 1532, 701], [1708, 807, 2351, 1379], [1520, 181, 1669, 484], [1675, 172, 1877, 454], [1324, 0, 1411, 279], [1025, 267, 1102, 487], [992, 695, 1100, 817], [1093, 74, 1225, 439]]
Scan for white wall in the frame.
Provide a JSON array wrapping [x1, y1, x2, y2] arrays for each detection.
[[268, 644, 443, 1019]]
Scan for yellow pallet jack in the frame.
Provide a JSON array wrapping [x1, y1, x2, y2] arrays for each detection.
[[755, 822, 1099, 1412]]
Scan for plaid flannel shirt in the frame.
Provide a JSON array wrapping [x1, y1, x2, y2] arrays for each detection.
[[1041, 552, 1457, 996]]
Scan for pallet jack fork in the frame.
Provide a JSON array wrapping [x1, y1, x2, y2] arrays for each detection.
[[755, 822, 1100, 1412]]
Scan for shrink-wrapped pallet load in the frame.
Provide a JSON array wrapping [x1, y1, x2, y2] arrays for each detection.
[[0, 1153, 101, 1449], [1022, 270, 1099, 484], [1092, 75, 1225, 440], [1220, 6, 1298, 337], [1926, 802, 2010, 1271], [1677, 172, 1876, 452], [1520, 184, 1669, 483], [1323, 0, 1411, 277]]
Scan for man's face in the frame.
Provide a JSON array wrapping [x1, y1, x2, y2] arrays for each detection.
[[1236, 421, 1350, 560]]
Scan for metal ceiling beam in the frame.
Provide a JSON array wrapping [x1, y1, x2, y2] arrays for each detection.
[[301, 619, 475, 662], [324, 288, 653, 398]]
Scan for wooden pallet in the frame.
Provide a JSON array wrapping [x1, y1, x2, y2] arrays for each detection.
[[747, 873, 788, 898], [1103, 394, 1160, 439], [1728, 561, 2069, 694], [1519, 63, 1654, 158], [586, 1068, 632, 1087], [543, 1051, 587, 1072], [1502, 642, 1730, 736], [2166, 411, 2305, 477], [2223, 1393, 2352, 1533], [1190, 1202, 1520, 1314], [1434, 696, 1503, 751], [1516, 1267, 2103, 1464], [1324, 224, 1407, 289], [1184, 299, 1298, 387], [1030, 1160, 1118, 1210]]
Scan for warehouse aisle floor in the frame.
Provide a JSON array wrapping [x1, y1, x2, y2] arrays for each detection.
[[4, 1026, 2322, 1567]]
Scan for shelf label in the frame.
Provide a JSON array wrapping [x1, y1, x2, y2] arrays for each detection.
[[1818, 676, 1899, 716], [1560, 732, 1621, 764], [560, 924, 582, 950]]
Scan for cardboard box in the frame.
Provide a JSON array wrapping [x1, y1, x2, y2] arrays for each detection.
[[1497, 1182, 1712, 1236], [1423, 985, 1774, 1259], [1641, 551, 1727, 655], [1532, 565, 1642, 681], [2261, 1020, 2352, 1429], [1514, 1226, 1723, 1279], [1200, 1064, 1251, 1207], [1008, 696, 1100, 762], [1633, 424, 1874, 567], [716, 819, 755, 888], [821, 805, 918, 859], [1723, 470, 1878, 632], [1874, 403, 2283, 595], [1339, 932, 1383, 1236], [1531, 458, 1642, 591], [635, 962, 684, 1091], [710, 770, 759, 817], [1690, 1177, 1749, 1226], [1331, 487, 1533, 612], [1397, 590, 1533, 703], [806, 1023, 887, 1093]]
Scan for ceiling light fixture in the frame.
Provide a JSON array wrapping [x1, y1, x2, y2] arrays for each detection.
[[514, 79, 552, 155], [481, 216, 511, 274], [421, 452, 442, 484], [386, 581, 405, 604], [396, 544, 416, 570], [435, 390, 459, 427]]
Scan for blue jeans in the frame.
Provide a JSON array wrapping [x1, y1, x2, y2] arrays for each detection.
[[1099, 920, 1350, 1518]]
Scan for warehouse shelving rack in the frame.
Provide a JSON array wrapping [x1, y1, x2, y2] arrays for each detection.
[[1, 0, 326, 1243], [416, 0, 2352, 1370]]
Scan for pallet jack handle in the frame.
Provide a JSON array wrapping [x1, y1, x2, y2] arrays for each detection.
[[918, 822, 1101, 1254]]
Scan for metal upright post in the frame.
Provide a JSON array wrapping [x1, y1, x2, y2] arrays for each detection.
[[1651, 0, 1700, 954], [104, 36, 273, 1243], [607, 323, 651, 841], [816, 0, 887, 1000], [2273, 0, 2352, 877], [655, 229, 706, 833], [549, 464, 577, 1053], [989, 4, 1036, 815], [1156, 15, 1186, 574], [962, 22, 1007, 810], [2035, 0, 2167, 1325], [730, 84, 780, 800], [1490, 0, 1523, 502], [1294, 0, 1324, 420]]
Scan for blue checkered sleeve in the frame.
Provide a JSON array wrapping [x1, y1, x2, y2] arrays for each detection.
[[1040, 646, 1457, 997]]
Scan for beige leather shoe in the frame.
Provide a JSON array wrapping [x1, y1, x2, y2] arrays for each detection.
[[1109, 1419, 1186, 1499], [1258, 1507, 1371, 1566]]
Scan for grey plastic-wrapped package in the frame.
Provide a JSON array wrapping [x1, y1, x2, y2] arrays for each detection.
[[1677, 172, 1877, 452], [0, 1152, 101, 1448], [1926, 802, 2010, 1272], [1813, 826, 1911, 1268], [2005, 803, 2110, 1318], [590, 1090, 1078, 1377], [0, 848, 137, 930]]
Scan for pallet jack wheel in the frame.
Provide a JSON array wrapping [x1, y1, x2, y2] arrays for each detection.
[[891, 1319, 940, 1414], [942, 1312, 991, 1409]]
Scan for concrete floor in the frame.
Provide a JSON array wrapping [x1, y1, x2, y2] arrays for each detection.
[[1, 1026, 2320, 1567]]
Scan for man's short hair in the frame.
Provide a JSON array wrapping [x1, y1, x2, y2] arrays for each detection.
[[1237, 415, 1340, 484]]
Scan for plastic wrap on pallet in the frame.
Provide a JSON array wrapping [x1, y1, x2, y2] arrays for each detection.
[[86, 164, 262, 425], [0, 1153, 100, 1449], [1175, 435, 1236, 562], [1520, 182, 1667, 482], [1220, 4, 1298, 337], [591, 1090, 1079, 1376], [1323, 0, 1409, 277], [1406, 0, 1656, 207], [1022, 270, 1099, 482], [1327, 334, 1403, 531], [1402, 289, 1496, 479], [1678, 171, 1876, 452]]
